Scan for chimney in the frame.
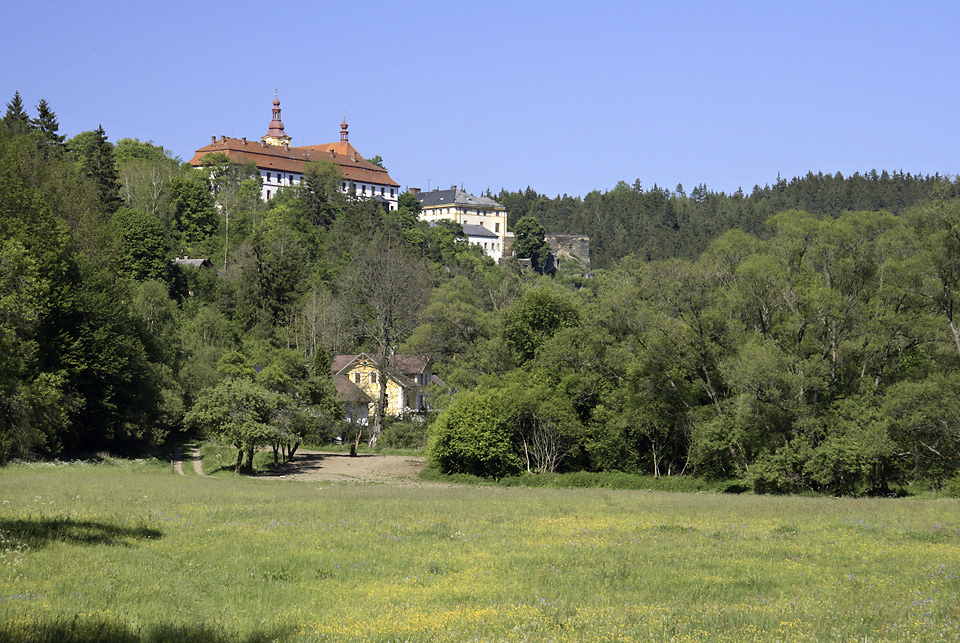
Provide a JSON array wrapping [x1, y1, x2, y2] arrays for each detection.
[[408, 187, 421, 195], [451, 185, 456, 190], [220, 135, 226, 142], [242, 137, 246, 144], [211, 135, 216, 144]]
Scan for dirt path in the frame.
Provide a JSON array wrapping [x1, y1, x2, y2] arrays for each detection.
[[172, 447, 185, 475], [262, 449, 428, 484], [174, 446, 428, 484], [190, 447, 210, 476], [171, 446, 213, 477]]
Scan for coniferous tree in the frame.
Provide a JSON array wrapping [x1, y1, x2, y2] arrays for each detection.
[[80, 125, 123, 214], [3, 91, 30, 136], [32, 99, 65, 149]]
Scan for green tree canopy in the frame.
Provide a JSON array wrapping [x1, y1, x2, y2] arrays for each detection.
[[512, 215, 550, 271], [111, 207, 170, 282]]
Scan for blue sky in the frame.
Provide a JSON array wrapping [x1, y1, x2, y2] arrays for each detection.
[[5, 1, 958, 198]]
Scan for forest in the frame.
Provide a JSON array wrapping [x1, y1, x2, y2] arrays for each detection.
[[3, 92, 960, 494]]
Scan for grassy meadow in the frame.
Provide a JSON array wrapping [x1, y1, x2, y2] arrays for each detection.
[[1, 458, 959, 642]]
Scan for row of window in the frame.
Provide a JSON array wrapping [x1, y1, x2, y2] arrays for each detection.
[[264, 172, 298, 185], [432, 207, 502, 216], [261, 173, 398, 199], [343, 182, 396, 199], [354, 371, 429, 385], [264, 177, 398, 203], [349, 371, 428, 411]]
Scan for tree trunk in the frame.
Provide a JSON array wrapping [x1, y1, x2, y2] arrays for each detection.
[[235, 447, 243, 474], [369, 355, 389, 448], [352, 427, 362, 456]]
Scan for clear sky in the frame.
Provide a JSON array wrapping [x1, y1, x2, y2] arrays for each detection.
[[4, 0, 958, 198]]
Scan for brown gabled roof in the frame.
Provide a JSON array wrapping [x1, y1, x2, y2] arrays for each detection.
[[332, 353, 430, 388], [188, 137, 399, 187], [331, 354, 363, 375], [392, 354, 429, 376], [334, 375, 374, 404]]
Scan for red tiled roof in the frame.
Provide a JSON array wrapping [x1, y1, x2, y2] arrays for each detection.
[[188, 137, 399, 187]]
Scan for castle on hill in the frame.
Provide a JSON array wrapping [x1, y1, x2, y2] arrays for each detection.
[[189, 95, 400, 209]]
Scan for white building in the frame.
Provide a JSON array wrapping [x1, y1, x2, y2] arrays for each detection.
[[189, 95, 400, 209], [412, 187, 508, 261]]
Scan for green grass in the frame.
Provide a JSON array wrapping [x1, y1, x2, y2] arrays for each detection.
[[1, 458, 959, 641], [420, 467, 748, 493]]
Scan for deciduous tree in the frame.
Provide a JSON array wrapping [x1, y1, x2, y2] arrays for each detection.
[[339, 239, 430, 446]]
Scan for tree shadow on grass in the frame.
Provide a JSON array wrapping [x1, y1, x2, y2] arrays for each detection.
[[0, 517, 162, 549], [0, 618, 290, 643]]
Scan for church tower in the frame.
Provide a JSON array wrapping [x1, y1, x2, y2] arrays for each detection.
[[261, 93, 291, 147]]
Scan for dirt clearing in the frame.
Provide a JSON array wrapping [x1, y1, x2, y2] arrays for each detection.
[[263, 449, 428, 484]]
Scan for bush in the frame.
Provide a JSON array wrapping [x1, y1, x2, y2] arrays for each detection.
[[378, 417, 429, 450], [427, 390, 522, 479]]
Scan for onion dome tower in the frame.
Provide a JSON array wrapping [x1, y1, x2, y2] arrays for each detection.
[[262, 92, 291, 147]]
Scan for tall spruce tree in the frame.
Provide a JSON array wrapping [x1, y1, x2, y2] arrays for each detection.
[[3, 91, 31, 136], [32, 99, 65, 149], [80, 125, 123, 214]]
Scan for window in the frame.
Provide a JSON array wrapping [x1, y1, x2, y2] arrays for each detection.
[[384, 394, 389, 408], [380, 187, 385, 195], [354, 372, 361, 384], [266, 190, 271, 200], [370, 372, 377, 384], [266, 172, 272, 182], [390, 188, 395, 197], [495, 222, 500, 233]]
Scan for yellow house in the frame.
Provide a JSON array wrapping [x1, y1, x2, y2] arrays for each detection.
[[332, 353, 434, 419]]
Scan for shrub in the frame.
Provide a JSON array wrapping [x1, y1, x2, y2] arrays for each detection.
[[427, 390, 522, 479], [378, 417, 429, 450]]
